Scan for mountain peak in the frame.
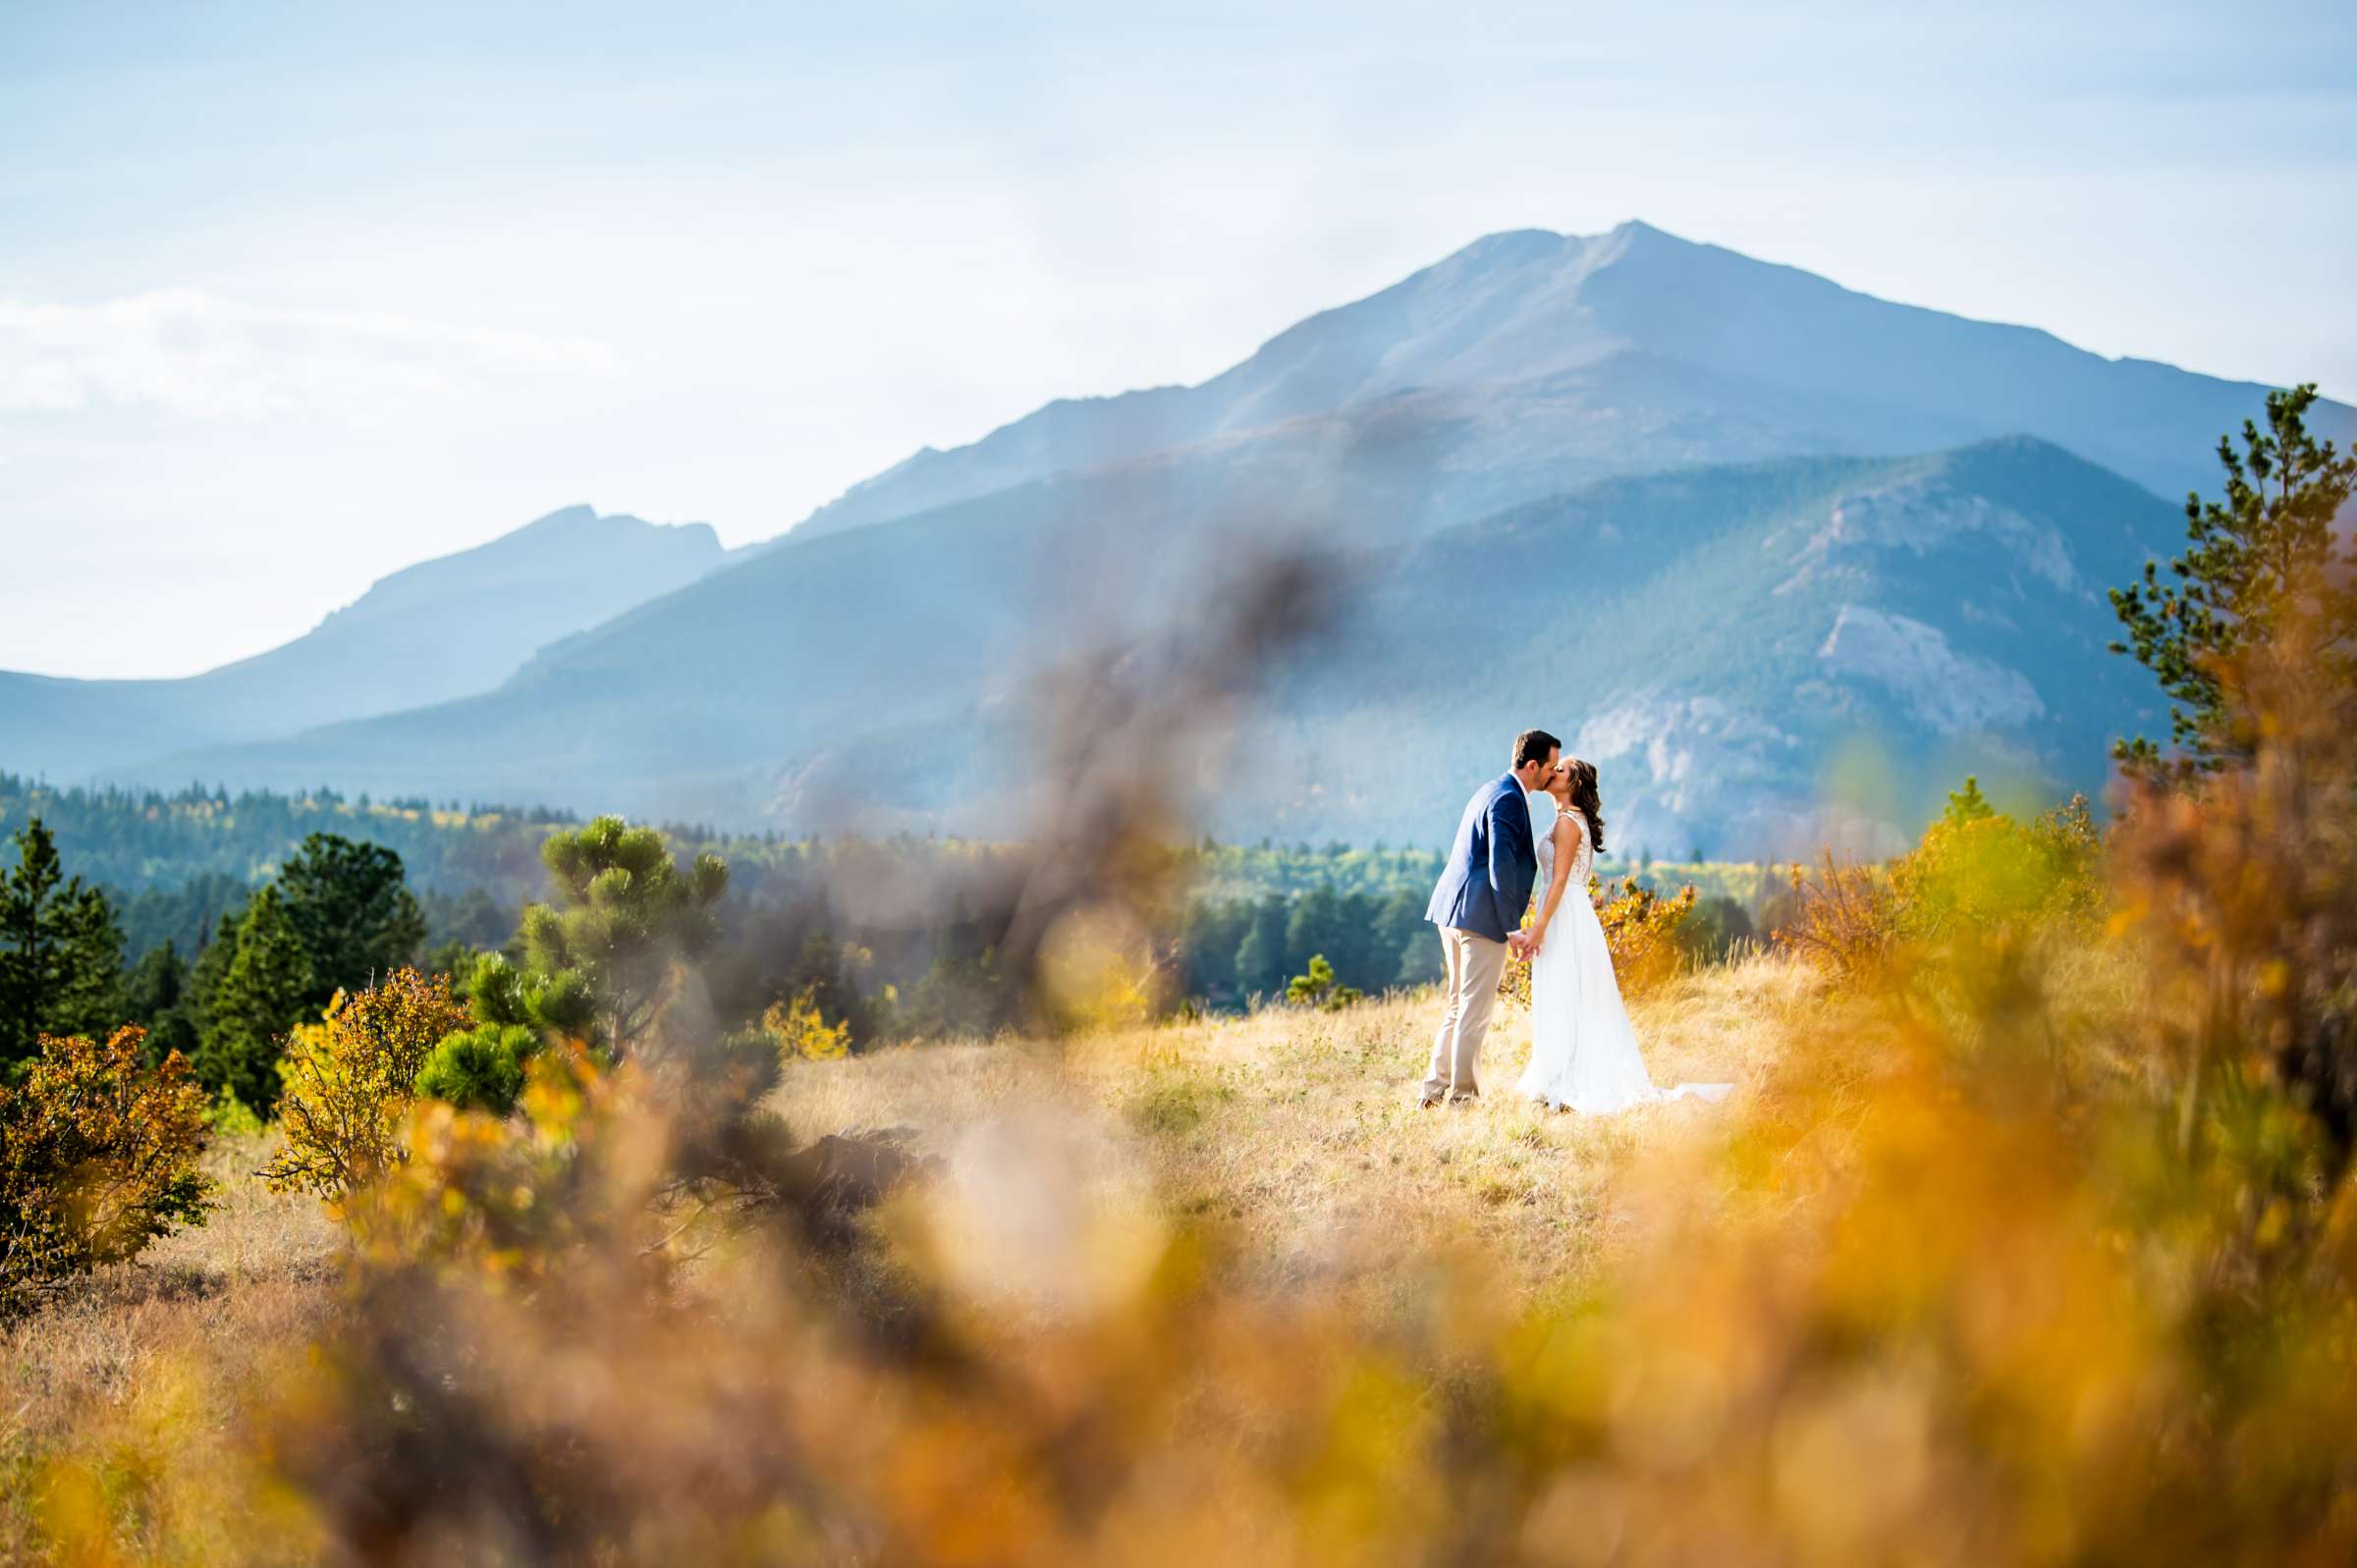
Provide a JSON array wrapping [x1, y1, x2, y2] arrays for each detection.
[[521, 503, 600, 531], [1439, 219, 1687, 274], [1589, 217, 1701, 258], [495, 505, 723, 551], [336, 507, 723, 629], [1601, 217, 1674, 242]]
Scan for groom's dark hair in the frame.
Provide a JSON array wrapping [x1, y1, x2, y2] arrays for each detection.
[[1512, 729, 1562, 770]]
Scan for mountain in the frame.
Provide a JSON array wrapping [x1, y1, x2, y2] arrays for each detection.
[[1, 507, 725, 782], [119, 448, 1342, 825], [786, 222, 2350, 545], [24, 221, 2345, 851], [131, 436, 2180, 855]]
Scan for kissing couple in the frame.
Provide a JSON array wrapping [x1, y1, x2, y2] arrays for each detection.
[[1419, 729, 1730, 1113]]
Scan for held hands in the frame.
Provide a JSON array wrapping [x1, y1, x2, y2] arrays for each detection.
[[1522, 924, 1547, 959]]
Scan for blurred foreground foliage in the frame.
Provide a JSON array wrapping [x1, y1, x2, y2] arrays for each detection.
[[1776, 777, 2104, 984], [18, 579, 2357, 1565]]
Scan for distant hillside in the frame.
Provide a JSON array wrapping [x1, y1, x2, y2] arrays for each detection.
[[0, 773, 1481, 932], [122, 437, 1404, 826], [0, 775, 574, 904], [0, 506, 726, 782], [120, 437, 2180, 855]]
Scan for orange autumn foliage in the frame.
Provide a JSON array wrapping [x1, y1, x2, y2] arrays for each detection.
[[0, 1026, 211, 1314]]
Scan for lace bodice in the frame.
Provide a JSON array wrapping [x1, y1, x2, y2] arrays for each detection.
[[1530, 794, 1595, 893], [1556, 804, 1595, 886]]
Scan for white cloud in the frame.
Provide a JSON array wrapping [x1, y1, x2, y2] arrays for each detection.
[[0, 290, 620, 428]]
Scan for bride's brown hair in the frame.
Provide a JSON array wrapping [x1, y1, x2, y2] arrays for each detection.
[[1561, 758, 1605, 853]]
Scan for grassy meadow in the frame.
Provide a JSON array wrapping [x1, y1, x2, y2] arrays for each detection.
[[3, 956, 1825, 1559], [777, 953, 1812, 1305]]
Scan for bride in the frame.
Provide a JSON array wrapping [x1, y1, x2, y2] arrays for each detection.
[[1514, 758, 1731, 1113]]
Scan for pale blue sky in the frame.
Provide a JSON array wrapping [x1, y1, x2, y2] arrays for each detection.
[[5, 0, 2352, 678]]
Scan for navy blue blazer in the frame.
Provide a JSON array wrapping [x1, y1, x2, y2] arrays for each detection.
[[1424, 773, 1538, 944]]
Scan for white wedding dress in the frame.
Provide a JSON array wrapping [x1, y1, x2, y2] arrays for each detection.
[[1515, 794, 1732, 1113]]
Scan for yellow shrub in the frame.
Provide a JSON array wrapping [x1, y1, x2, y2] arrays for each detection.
[[1596, 876, 1699, 996], [1502, 876, 1698, 1004], [758, 986, 851, 1063], [260, 967, 470, 1203], [340, 1041, 615, 1281]]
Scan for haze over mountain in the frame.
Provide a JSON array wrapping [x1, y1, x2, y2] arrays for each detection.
[[17, 222, 2347, 852], [124, 437, 2177, 855], [2, 507, 724, 782]]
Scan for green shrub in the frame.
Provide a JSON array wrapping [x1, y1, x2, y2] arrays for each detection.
[[1285, 953, 1362, 1010], [414, 1023, 539, 1114], [207, 1087, 265, 1138], [1891, 780, 2104, 942], [465, 951, 596, 1040]]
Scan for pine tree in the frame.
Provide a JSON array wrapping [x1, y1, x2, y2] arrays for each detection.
[[1233, 894, 1290, 1000], [1374, 888, 1441, 988], [1179, 900, 1248, 1000], [516, 817, 727, 1056], [278, 833, 426, 1009], [0, 818, 125, 1071], [1286, 953, 1338, 1005], [2111, 383, 2357, 777], [1335, 890, 1382, 990], [1943, 776, 1997, 826], [1285, 885, 1346, 988], [782, 926, 872, 1047], [185, 908, 240, 1046], [120, 940, 199, 1063], [195, 886, 312, 1114]]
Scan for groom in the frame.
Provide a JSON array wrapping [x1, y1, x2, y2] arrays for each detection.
[[1418, 729, 1559, 1108]]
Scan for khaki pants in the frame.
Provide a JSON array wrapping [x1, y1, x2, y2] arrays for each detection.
[[1423, 926, 1509, 1102]]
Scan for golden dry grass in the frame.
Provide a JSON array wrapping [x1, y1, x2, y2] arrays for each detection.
[[777, 952, 1820, 1308], [0, 1131, 338, 1561]]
